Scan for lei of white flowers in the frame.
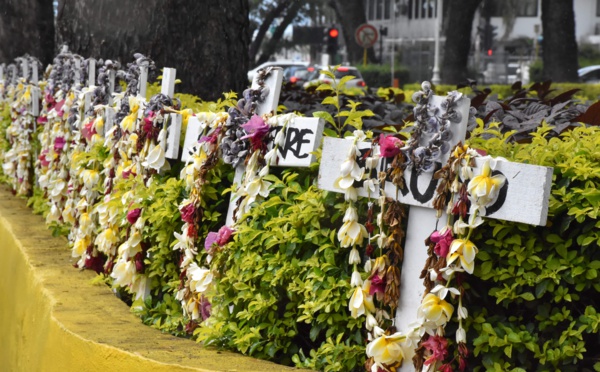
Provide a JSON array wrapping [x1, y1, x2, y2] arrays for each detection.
[[233, 112, 296, 222], [364, 146, 507, 371], [175, 111, 228, 321], [2, 80, 36, 196]]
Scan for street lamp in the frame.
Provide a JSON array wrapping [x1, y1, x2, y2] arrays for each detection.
[[431, 0, 443, 85]]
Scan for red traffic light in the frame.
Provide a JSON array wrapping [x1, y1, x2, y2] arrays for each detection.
[[329, 28, 339, 38]]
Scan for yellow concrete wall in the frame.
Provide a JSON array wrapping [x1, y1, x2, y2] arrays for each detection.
[[0, 188, 309, 372]]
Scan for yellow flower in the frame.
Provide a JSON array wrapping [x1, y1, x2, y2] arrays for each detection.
[[418, 293, 454, 326], [447, 238, 478, 274], [348, 281, 375, 318], [72, 236, 91, 257], [366, 332, 406, 366], [467, 159, 506, 206]]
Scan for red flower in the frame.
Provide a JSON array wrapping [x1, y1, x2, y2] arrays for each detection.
[[422, 335, 449, 366], [430, 228, 453, 257], [369, 274, 386, 296], [134, 251, 145, 272], [379, 134, 403, 158], [38, 150, 50, 167], [438, 364, 454, 372], [126, 208, 142, 225], [180, 203, 196, 224]]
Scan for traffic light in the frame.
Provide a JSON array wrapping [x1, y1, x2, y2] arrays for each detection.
[[478, 22, 497, 54], [324, 27, 339, 55]]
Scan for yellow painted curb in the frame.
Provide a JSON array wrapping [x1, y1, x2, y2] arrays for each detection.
[[0, 187, 312, 372]]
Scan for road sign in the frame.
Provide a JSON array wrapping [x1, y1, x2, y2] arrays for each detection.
[[355, 24, 378, 48]]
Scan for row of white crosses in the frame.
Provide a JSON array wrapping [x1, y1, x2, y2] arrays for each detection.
[[318, 93, 553, 371]]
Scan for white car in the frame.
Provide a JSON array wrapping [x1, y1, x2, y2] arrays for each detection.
[[303, 66, 367, 89], [247, 61, 309, 82], [578, 65, 600, 83]]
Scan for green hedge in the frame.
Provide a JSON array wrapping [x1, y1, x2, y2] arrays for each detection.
[[356, 64, 410, 88]]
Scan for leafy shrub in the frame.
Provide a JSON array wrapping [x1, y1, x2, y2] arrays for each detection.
[[196, 168, 368, 370], [356, 64, 410, 88], [465, 124, 600, 371]]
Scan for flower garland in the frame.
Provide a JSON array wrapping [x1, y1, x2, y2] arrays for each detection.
[[2, 57, 41, 197], [174, 111, 230, 330]]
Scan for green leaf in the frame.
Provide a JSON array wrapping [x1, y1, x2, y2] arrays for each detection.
[[313, 111, 335, 126]]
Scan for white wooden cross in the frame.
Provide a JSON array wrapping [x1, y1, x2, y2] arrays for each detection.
[[84, 58, 96, 113], [318, 92, 553, 371], [180, 67, 324, 226], [160, 67, 181, 160]]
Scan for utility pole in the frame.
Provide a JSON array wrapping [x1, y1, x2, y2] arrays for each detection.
[[431, 0, 443, 85]]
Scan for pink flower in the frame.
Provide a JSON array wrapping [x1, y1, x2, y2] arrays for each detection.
[[81, 120, 95, 141], [180, 203, 196, 224], [204, 225, 234, 251], [199, 126, 221, 144], [369, 274, 386, 296], [422, 335, 449, 366], [54, 137, 66, 152], [241, 115, 269, 150], [142, 112, 155, 134], [37, 116, 48, 124], [430, 228, 453, 257], [126, 208, 142, 225], [38, 150, 50, 167], [379, 134, 403, 158], [204, 232, 218, 251], [216, 225, 234, 246]]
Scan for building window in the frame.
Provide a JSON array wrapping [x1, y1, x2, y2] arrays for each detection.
[[597, 0, 600, 16], [384, 0, 391, 19], [488, 0, 538, 17], [407, 0, 437, 20], [367, 0, 374, 20], [377, 0, 383, 19], [517, 0, 537, 16]]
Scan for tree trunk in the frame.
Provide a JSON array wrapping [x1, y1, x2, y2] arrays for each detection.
[[256, 1, 302, 66], [56, 0, 250, 101], [248, 0, 291, 67], [330, 0, 377, 65], [0, 0, 55, 65], [441, 0, 482, 85], [541, 0, 578, 82]]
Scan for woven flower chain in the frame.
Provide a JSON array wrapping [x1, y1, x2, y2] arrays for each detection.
[[1, 56, 41, 196], [334, 84, 506, 371], [174, 67, 297, 328]]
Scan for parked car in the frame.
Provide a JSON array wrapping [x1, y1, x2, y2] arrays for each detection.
[[283, 65, 319, 87], [303, 66, 367, 89], [578, 65, 600, 83], [247, 60, 309, 82]]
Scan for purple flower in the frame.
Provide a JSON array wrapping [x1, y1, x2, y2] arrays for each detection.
[[204, 232, 218, 251], [199, 127, 221, 144], [126, 208, 142, 225], [379, 134, 403, 158], [430, 228, 453, 257], [200, 296, 212, 321]]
